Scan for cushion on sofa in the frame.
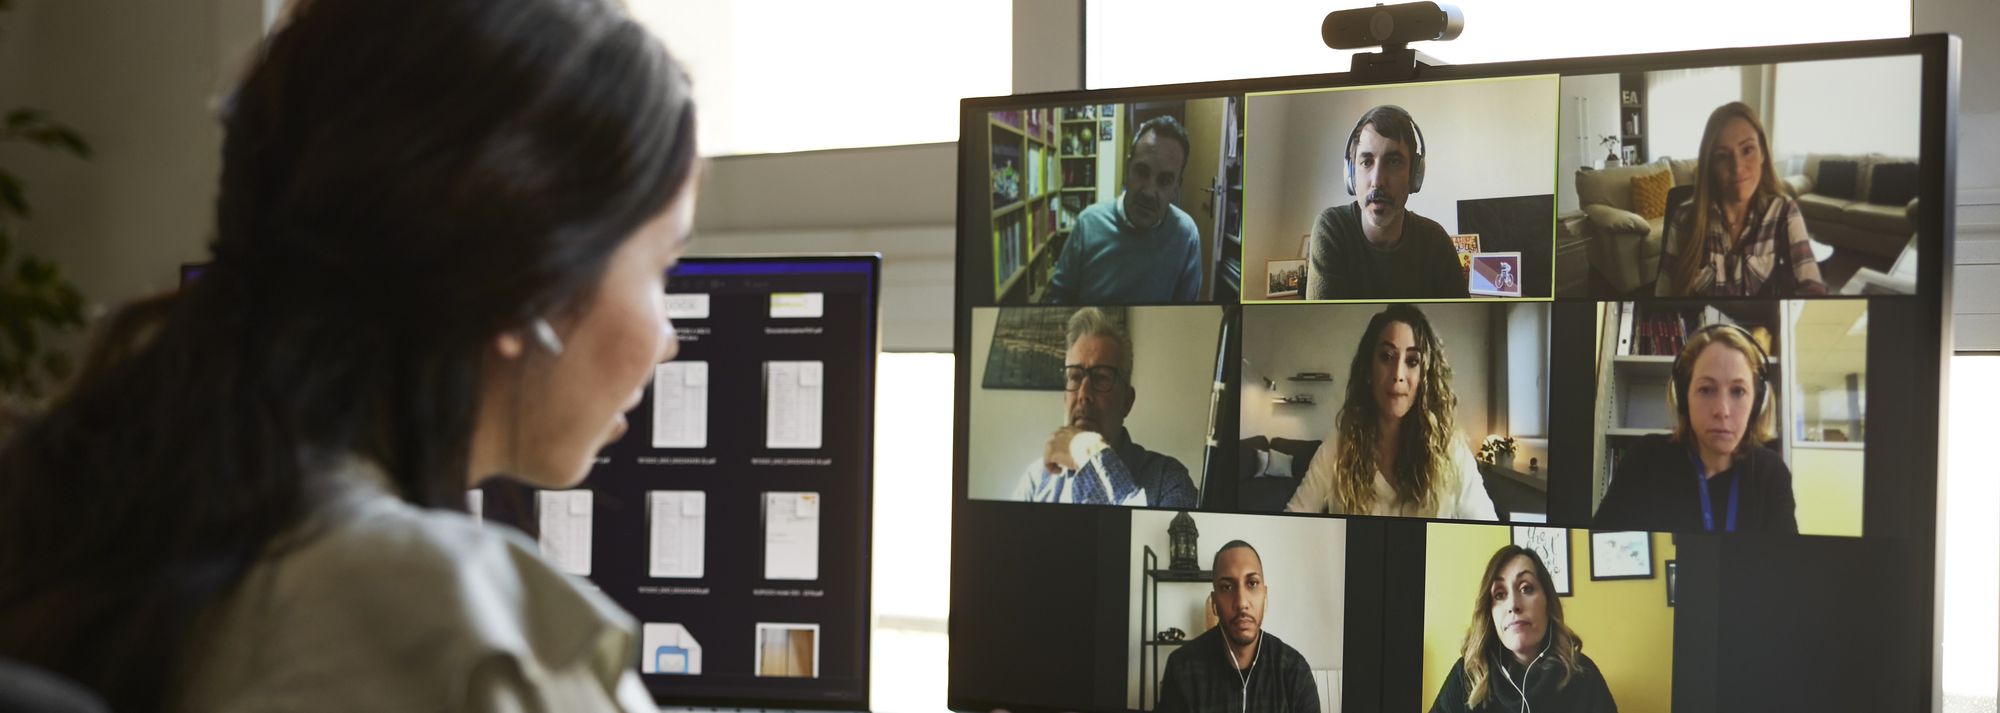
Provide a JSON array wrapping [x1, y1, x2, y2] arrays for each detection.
[[1796, 192, 1853, 222], [1239, 436, 1269, 479], [1267, 438, 1321, 479], [1867, 162, 1918, 206], [1842, 201, 1914, 236], [1630, 169, 1673, 220], [1817, 160, 1860, 199]]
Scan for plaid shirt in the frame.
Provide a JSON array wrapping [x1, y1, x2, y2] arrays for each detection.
[[1156, 628, 1321, 713], [1658, 194, 1827, 296]]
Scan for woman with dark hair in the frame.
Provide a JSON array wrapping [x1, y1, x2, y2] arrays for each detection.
[[1285, 304, 1496, 520], [0, 0, 698, 709], [1429, 546, 1616, 713], [1655, 101, 1827, 296]]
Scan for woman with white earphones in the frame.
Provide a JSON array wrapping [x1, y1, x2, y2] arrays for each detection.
[[1429, 545, 1617, 713]]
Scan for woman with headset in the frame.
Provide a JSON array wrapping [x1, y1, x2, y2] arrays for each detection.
[[1285, 304, 1497, 520], [1429, 544, 1616, 713], [1593, 324, 1800, 533], [0, 0, 697, 709], [1654, 102, 1827, 297]]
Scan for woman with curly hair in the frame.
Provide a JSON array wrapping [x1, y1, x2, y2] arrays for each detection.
[[1285, 304, 1495, 519], [1429, 545, 1617, 713]]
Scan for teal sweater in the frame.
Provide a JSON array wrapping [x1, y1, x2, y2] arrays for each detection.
[[1044, 194, 1202, 304]]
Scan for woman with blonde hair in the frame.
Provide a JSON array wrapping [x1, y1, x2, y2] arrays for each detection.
[[1655, 101, 1827, 296], [1429, 545, 1616, 713], [1594, 323, 1798, 533], [1285, 304, 1495, 519]]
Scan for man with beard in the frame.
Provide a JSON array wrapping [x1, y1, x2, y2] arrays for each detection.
[[1010, 307, 1195, 507], [1043, 115, 1204, 304], [1306, 104, 1467, 300], [1158, 541, 1320, 713]]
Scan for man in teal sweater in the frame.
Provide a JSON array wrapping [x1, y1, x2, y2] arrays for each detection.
[[1043, 115, 1204, 304]]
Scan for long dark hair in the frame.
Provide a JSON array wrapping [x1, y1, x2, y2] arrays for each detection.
[[0, 0, 697, 708]]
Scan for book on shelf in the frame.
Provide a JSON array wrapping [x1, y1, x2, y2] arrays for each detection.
[[1026, 145, 1044, 198], [990, 137, 1022, 208]]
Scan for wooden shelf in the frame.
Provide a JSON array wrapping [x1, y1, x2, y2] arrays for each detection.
[[1606, 427, 1670, 437], [1146, 568, 1213, 583], [991, 200, 1025, 218]]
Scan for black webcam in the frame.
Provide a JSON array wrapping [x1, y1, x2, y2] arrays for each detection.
[[1322, 2, 1464, 51]]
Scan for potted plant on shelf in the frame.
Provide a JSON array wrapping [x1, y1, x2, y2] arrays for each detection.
[[1599, 134, 1622, 168], [1477, 434, 1518, 470]]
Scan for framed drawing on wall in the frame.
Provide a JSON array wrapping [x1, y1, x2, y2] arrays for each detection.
[[1511, 526, 1572, 596]]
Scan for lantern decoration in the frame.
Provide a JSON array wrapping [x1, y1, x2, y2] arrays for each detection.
[[1168, 511, 1200, 571]]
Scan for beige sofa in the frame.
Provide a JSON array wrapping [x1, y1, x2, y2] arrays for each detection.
[[1574, 158, 1697, 294], [1787, 153, 1917, 261]]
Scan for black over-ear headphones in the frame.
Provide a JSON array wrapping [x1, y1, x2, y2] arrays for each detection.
[[1669, 323, 1770, 428], [1344, 104, 1427, 196]]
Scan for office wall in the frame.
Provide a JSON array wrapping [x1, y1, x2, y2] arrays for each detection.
[[1792, 446, 1865, 537], [1423, 525, 1676, 713], [966, 306, 1222, 501], [1558, 74, 1624, 215]]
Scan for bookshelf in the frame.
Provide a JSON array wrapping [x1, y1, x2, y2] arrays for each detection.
[[988, 105, 1110, 303], [1592, 301, 1793, 509], [1618, 73, 1647, 165]]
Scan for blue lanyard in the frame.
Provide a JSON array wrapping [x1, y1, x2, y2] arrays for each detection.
[[1691, 452, 1740, 532]]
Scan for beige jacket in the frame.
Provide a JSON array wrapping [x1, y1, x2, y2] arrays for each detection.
[[177, 458, 654, 712]]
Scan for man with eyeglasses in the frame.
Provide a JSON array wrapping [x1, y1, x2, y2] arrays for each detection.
[[1042, 114, 1203, 304], [1010, 307, 1196, 507]]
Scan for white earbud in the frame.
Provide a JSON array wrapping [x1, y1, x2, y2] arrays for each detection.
[[529, 318, 564, 356]]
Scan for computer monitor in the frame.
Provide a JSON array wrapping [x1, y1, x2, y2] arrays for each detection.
[[483, 254, 881, 710], [952, 36, 1956, 712]]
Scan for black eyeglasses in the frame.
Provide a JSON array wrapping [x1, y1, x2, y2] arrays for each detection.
[[1061, 365, 1123, 393]]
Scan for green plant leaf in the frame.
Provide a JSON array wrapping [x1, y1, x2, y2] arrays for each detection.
[[25, 125, 91, 159], [0, 171, 26, 220], [3, 109, 44, 131]]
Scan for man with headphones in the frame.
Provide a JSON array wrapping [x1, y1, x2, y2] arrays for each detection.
[[1593, 322, 1799, 533], [1043, 114, 1204, 304], [1306, 104, 1467, 300]]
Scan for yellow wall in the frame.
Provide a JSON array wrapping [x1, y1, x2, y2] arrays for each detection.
[[1793, 446, 1864, 537], [1422, 525, 1676, 713]]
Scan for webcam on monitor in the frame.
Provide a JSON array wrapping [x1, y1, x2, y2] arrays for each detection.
[[1323, 2, 1464, 79]]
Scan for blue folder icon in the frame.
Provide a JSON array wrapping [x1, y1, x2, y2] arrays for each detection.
[[655, 645, 690, 674]]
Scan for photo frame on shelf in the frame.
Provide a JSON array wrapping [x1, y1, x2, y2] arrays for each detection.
[[1511, 527, 1571, 596], [1590, 530, 1654, 580], [1265, 259, 1306, 299], [1468, 252, 1523, 298]]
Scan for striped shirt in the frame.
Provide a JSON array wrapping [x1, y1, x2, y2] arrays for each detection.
[[1657, 194, 1827, 297], [1011, 429, 1196, 508]]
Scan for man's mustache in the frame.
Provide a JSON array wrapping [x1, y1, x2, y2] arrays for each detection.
[[1366, 188, 1394, 205]]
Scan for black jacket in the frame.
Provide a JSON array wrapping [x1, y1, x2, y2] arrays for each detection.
[[1592, 434, 1798, 534], [1157, 627, 1320, 713], [1429, 649, 1617, 713]]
